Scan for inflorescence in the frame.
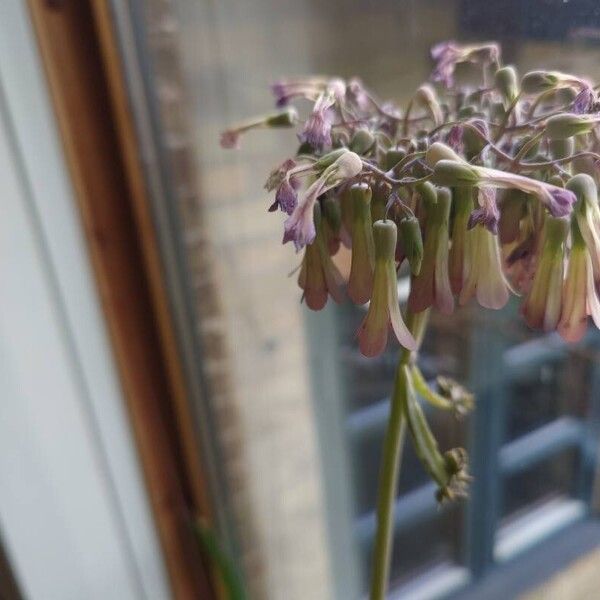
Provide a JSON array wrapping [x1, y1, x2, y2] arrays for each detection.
[[221, 41, 600, 501]]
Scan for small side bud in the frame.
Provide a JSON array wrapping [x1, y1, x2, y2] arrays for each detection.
[[384, 147, 407, 171], [349, 129, 376, 154], [495, 65, 519, 104], [348, 184, 375, 304], [425, 142, 464, 167], [265, 107, 299, 127], [415, 181, 438, 207], [431, 159, 480, 187], [399, 216, 424, 276], [373, 219, 398, 260], [546, 113, 597, 140], [521, 70, 560, 95]]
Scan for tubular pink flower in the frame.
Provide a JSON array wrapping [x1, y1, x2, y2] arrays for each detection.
[[449, 186, 474, 295], [567, 174, 600, 283], [283, 151, 363, 250], [430, 41, 500, 88], [409, 187, 454, 315], [432, 159, 576, 218], [459, 224, 510, 310], [521, 216, 569, 331], [297, 203, 344, 310], [270, 77, 331, 106], [358, 220, 417, 357], [468, 186, 500, 233], [299, 84, 340, 149], [347, 184, 375, 304], [558, 239, 589, 342]]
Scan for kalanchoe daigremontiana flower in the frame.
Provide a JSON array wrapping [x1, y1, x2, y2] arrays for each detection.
[[297, 203, 344, 310], [299, 84, 339, 149], [347, 184, 375, 304], [430, 156, 577, 217], [409, 185, 454, 314], [522, 216, 569, 330], [460, 222, 510, 310], [219, 107, 298, 148], [430, 40, 500, 88], [283, 150, 363, 250], [358, 220, 417, 356], [468, 186, 500, 233], [221, 44, 600, 583]]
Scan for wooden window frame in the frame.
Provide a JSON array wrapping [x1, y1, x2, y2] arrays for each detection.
[[26, 1, 217, 597]]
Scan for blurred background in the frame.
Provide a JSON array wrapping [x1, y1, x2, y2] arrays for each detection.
[[142, 1, 600, 598], [3, 1, 600, 599]]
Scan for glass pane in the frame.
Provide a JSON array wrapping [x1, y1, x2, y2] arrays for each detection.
[[129, 1, 600, 599], [500, 450, 580, 523]]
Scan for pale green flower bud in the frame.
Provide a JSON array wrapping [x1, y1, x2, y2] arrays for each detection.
[[373, 218, 397, 259], [546, 113, 597, 140], [415, 181, 438, 207], [265, 106, 299, 127], [349, 129, 376, 154], [521, 70, 560, 94], [431, 159, 480, 187], [399, 216, 424, 276], [495, 66, 519, 103], [384, 147, 407, 171], [425, 142, 464, 167]]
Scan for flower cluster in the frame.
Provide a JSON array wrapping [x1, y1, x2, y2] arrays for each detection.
[[221, 41, 600, 501]]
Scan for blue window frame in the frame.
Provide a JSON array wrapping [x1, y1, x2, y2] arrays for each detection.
[[308, 298, 600, 599]]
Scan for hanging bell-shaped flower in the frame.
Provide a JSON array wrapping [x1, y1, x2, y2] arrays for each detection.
[[358, 220, 417, 356], [348, 183, 375, 304]]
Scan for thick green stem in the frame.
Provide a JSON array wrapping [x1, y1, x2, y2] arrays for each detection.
[[369, 309, 430, 600]]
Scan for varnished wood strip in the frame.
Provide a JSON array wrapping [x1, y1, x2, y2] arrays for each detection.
[[25, 1, 215, 597]]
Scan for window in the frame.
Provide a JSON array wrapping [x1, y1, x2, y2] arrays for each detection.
[[120, 0, 600, 598], [311, 298, 600, 598]]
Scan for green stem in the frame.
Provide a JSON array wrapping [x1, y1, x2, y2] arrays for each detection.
[[369, 309, 429, 600], [369, 364, 407, 600]]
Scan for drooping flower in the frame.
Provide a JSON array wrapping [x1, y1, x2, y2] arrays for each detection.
[[300, 100, 335, 149], [414, 84, 443, 126], [266, 159, 299, 214], [358, 220, 417, 356], [299, 82, 344, 149], [347, 184, 375, 304], [431, 40, 500, 88], [468, 186, 500, 234], [459, 224, 510, 310], [446, 125, 464, 153], [431, 157, 576, 218], [520, 70, 590, 96], [567, 174, 600, 282], [297, 203, 344, 310], [498, 189, 527, 245], [408, 186, 454, 315], [572, 86, 595, 114], [270, 77, 330, 107], [521, 216, 569, 331], [449, 186, 474, 295], [346, 77, 371, 112], [397, 215, 424, 276], [545, 113, 600, 140], [557, 223, 590, 342], [283, 151, 363, 250], [219, 107, 298, 149]]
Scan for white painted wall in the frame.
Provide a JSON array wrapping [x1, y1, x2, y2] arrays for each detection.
[[0, 4, 170, 599]]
